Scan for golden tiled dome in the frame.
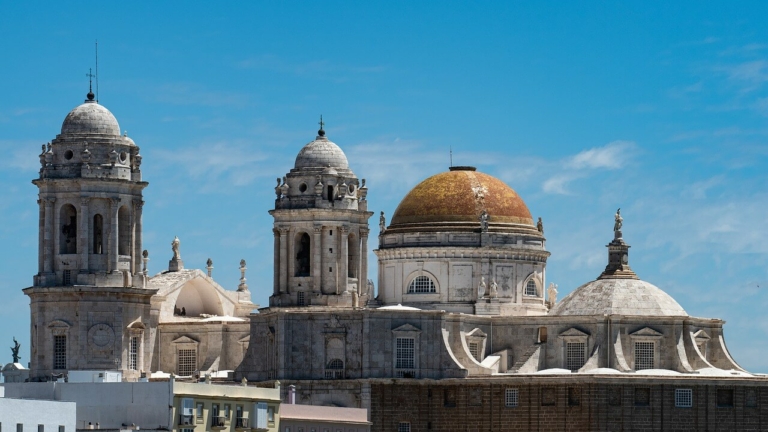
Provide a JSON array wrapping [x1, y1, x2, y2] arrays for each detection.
[[389, 167, 534, 230]]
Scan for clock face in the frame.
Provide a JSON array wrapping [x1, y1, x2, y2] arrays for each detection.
[[88, 323, 115, 347], [621, 254, 629, 264]]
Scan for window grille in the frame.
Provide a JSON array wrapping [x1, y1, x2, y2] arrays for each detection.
[[525, 280, 537, 296], [129, 336, 138, 370], [325, 359, 344, 379], [408, 276, 436, 293], [396, 337, 415, 369], [675, 388, 693, 408], [397, 423, 411, 432], [505, 388, 519, 407], [53, 335, 67, 369], [297, 292, 305, 306], [634, 342, 655, 370], [469, 342, 479, 361], [178, 349, 196, 376], [63, 270, 72, 286], [566, 342, 585, 372]]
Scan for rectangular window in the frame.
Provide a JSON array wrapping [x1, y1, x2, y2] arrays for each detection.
[[16, 425, 22, 432], [53, 335, 67, 369], [178, 349, 196, 376], [224, 404, 231, 417], [129, 336, 138, 370], [397, 423, 411, 432], [268, 406, 275, 422], [196, 402, 204, 423], [568, 387, 580, 406], [297, 292, 305, 306], [58, 427, 64, 432], [396, 337, 415, 369], [566, 342, 585, 372], [717, 389, 734, 408], [635, 388, 650, 407], [63, 270, 71, 286], [505, 388, 519, 408], [38, 426, 43, 432], [254, 402, 268, 429], [634, 342, 655, 370], [675, 388, 693, 408], [469, 342, 479, 361]]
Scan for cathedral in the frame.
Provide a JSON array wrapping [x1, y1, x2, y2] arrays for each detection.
[[22, 89, 768, 431]]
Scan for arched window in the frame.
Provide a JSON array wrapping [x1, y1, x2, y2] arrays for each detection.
[[408, 276, 436, 293], [325, 358, 344, 379], [59, 204, 77, 254], [118, 206, 130, 255], [295, 233, 311, 276], [93, 214, 104, 254], [347, 233, 358, 278], [525, 279, 537, 296]]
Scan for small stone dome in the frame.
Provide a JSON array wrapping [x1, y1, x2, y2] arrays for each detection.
[[549, 278, 687, 317], [61, 99, 121, 136], [389, 167, 534, 229], [294, 135, 349, 170]]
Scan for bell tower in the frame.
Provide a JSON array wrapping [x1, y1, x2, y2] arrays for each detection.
[[269, 120, 373, 308], [23, 89, 155, 381]]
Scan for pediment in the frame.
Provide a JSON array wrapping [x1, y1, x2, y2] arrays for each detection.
[[559, 327, 589, 338], [172, 335, 199, 344], [48, 319, 71, 329], [630, 327, 663, 337], [127, 319, 146, 330], [392, 323, 421, 334], [693, 329, 711, 341], [466, 328, 487, 338]]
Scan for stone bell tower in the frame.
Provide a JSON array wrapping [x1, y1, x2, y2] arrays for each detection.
[[269, 119, 373, 308], [23, 88, 155, 381]]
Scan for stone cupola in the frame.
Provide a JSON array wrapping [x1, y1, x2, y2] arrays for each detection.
[[269, 119, 373, 308]]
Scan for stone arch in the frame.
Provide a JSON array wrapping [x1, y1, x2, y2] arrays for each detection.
[[174, 279, 224, 317], [404, 269, 439, 294], [294, 232, 311, 277], [93, 214, 104, 254], [59, 204, 77, 254], [347, 232, 358, 278], [523, 272, 542, 297], [118, 205, 131, 255]]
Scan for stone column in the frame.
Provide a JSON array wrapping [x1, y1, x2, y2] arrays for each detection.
[[278, 227, 288, 294], [360, 228, 369, 295], [340, 226, 349, 294], [133, 200, 143, 276], [37, 199, 44, 274], [43, 198, 55, 274], [273, 228, 280, 296], [79, 197, 90, 273], [110, 197, 121, 273], [312, 225, 322, 293]]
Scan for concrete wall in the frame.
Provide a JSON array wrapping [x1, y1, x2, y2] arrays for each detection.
[[0, 397, 76, 431]]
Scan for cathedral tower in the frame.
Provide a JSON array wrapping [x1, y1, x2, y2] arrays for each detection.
[[23, 90, 154, 380], [269, 121, 373, 307]]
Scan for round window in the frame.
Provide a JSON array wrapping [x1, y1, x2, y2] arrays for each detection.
[[64, 150, 74, 160], [348, 184, 355, 193], [119, 151, 128, 163], [299, 183, 308, 193]]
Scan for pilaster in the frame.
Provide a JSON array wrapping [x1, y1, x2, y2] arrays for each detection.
[[79, 197, 90, 273], [110, 197, 121, 273], [340, 225, 349, 294], [278, 227, 288, 294], [313, 225, 322, 293]]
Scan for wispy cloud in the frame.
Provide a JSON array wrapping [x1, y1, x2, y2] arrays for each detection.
[[0, 140, 43, 172]]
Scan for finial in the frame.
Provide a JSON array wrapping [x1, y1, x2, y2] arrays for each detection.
[[318, 115, 325, 137], [206, 258, 213, 277], [86, 68, 96, 101], [238, 259, 248, 291]]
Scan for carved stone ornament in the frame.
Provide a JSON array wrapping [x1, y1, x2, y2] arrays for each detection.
[[88, 323, 115, 348]]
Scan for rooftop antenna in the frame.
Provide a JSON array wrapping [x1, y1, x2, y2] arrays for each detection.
[[95, 40, 99, 102], [450, 146, 453, 167]]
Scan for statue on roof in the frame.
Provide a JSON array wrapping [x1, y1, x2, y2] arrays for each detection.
[[537, 217, 544, 234], [171, 236, 181, 260], [11, 337, 20, 363], [614, 208, 623, 234], [379, 211, 386, 233], [479, 210, 489, 233]]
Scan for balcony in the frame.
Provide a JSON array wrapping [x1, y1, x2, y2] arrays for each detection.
[[178, 414, 196, 426], [211, 416, 226, 430], [235, 417, 249, 431]]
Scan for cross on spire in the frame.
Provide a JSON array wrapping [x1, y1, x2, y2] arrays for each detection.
[[318, 115, 326, 137], [86, 68, 95, 92]]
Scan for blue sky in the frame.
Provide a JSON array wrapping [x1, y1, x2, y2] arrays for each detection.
[[2, 2, 768, 371]]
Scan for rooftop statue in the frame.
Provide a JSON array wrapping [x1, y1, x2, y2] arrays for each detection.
[[11, 337, 20, 363], [172, 236, 181, 260], [614, 208, 623, 233]]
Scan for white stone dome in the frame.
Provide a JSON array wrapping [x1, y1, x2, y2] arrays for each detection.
[[294, 131, 349, 170], [550, 278, 687, 317], [61, 95, 121, 136]]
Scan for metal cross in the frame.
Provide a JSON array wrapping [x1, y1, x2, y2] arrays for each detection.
[[318, 115, 325, 131], [86, 68, 96, 92]]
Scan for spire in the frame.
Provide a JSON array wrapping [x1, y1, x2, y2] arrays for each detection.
[[317, 115, 326, 137], [598, 208, 638, 280]]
